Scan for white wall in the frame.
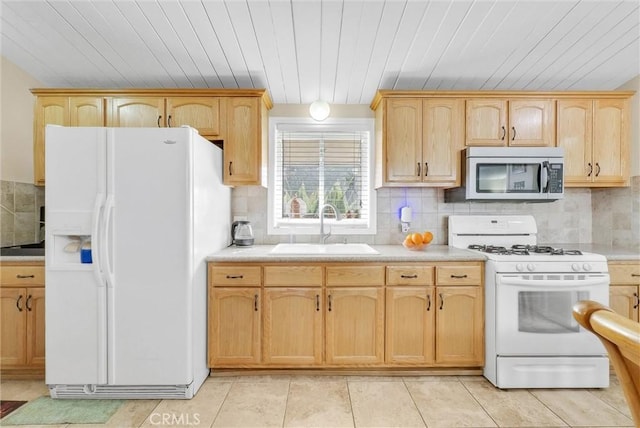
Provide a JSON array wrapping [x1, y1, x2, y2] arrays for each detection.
[[0, 56, 41, 183], [617, 75, 640, 177]]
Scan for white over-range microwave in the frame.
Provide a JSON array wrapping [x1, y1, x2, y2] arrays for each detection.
[[445, 147, 564, 202]]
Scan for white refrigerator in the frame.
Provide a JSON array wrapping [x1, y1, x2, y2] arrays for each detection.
[[45, 126, 230, 399]]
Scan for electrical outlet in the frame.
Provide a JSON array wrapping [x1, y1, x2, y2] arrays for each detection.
[[401, 223, 410, 233]]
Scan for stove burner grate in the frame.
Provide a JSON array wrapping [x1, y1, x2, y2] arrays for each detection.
[[468, 244, 583, 256]]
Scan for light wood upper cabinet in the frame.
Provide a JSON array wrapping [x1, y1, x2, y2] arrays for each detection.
[[32, 88, 271, 187], [223, 97, 262, 186], [558, 98, 629, 187], [166, 97, 224, 138], [465, 99, 507, 146], [108, 97, 165, 127], [33, 96, 105, 185], [379, 98, 464, 187], [0, 263, 46, 373], [466, 98, 555, 147]]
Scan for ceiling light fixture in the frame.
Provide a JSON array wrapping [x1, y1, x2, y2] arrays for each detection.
[[309, 100, 330, 121]]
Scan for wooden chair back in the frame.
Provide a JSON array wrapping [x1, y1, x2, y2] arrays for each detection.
[[573, 300, 640, 425]]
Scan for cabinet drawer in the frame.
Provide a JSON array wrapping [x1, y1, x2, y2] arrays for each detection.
[[326, 265, 385, 286], [436, 265, 482, 286], [609, 263, 640, 284], [386, 266, 434, 286], [1, 266, 45, 286], [209, 266, 261, 286], [264, 266, 322, 287]]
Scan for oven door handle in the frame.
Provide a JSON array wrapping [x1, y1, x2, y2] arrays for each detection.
[[498, 276, 608, 288]]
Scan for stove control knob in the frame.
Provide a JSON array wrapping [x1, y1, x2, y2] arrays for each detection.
[[516, 263, 525, 272], [571, 263, 581, 272], [526, 263, 536, 272], [583, 263, 592, 271]]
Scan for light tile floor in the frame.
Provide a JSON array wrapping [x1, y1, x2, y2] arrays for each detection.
[[0, 374, 634, 427]]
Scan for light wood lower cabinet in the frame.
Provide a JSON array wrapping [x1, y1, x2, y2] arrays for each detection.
[[0, 264, 46, 375], [208, 261, 483, 369], [609, 261, 640, 322], [325, 287, 385, 365]]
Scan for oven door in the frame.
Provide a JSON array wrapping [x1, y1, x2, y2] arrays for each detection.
[[495, 273, 609, 356]]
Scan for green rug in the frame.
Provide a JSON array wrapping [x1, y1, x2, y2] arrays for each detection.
[[0, 396, 124, 425]]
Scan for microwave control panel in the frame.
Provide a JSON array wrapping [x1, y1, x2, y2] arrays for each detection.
[[548, 163, 563, 193]]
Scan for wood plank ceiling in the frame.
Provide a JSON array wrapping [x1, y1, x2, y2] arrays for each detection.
[[1, 0, 638, 104]]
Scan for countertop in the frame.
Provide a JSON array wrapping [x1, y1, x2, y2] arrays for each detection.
[[207, 244, 486, 263], [0, 255, 45, 263]]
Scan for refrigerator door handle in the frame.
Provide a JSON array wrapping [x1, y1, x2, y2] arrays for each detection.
[[103, 195, 116, 288], [92, 193, 106, 287]]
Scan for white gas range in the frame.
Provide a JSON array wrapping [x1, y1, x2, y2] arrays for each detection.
[[449, 215, 610, 389]]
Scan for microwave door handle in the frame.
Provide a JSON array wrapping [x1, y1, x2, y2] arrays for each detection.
[[541, 161, 550, 193]]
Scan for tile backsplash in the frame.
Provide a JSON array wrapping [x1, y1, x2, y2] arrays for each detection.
[[233, 185, 599, 246], [592, 175, 640, 249], [0, 180, 45, 247]]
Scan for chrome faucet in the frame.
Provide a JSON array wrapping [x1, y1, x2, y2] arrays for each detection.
[[319, 204, 341, 244]]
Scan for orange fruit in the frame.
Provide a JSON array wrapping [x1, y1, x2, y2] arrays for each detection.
[[422, 231, 433, 244], [410, 233, 423, 245], [403, 236, 416, 248]]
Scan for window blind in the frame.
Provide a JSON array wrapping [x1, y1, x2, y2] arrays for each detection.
[[274, 129, 370, 224]]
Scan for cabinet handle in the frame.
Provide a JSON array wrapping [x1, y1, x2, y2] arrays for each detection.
[[167, 115, 172, 127], [631, 274, 640, 277], [328, 294, 332, 312], [500, 126, 506, 140], [157, 115, 162, 127], [254, 294, 259, 311], [424, 162, 429, 177], [451, 274, 468, 279], [634, 292, 639, 309], [26, 295, 33, 311], [400, 274, 418, 279], [511, 126, 516, 141], [225, 275, 243, 279], [595, 162, 601, 177], [16, 295, 24, 312], [426, 294, 431, 311], [439, 293, 444, 310], [587, 163, 593, 177], [229, 162, 233, 176], [16, 274, 35, 279], [316, 294, 320, 311], [417, 162, 421, 176]]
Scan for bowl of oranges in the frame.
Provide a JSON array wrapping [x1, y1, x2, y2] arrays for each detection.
[[403, 231, 434, 251]]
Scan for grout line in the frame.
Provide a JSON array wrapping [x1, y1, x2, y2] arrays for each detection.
[[281, 378, 291, 428], [208, 378, 235, 428], [345, 377, 357, 428], [401, 377, 428, 428], [458, 377, 500, 428]]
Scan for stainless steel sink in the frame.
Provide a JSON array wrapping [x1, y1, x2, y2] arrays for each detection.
[[270, 243, 378, 255]]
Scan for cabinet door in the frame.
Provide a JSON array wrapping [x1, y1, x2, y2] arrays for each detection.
[[508, 99, 555, 146], [384, 98, 422, 183], [108, 97, 165, 127], [208, 288, 261, 366], [465, 99, 507, 146], [0, 288, 26, 366], [385, 287, 435, 365], [610, 286, 639, 322], [325, 287, 384, 365], [25, 288, 45, 366], [166, 97, 223, 138], [263, 288, 323, 365], [69, 97, 105, 127], [224, 97, 261, 185], [557, 99, 593, 186], [435, 286, 483, 366], [34, 97, 69, 185], [593, 99, 628, 186], [422, 99, 464, 185]]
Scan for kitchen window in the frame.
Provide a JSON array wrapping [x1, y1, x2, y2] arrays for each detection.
[[267, 118, 376, 236]]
